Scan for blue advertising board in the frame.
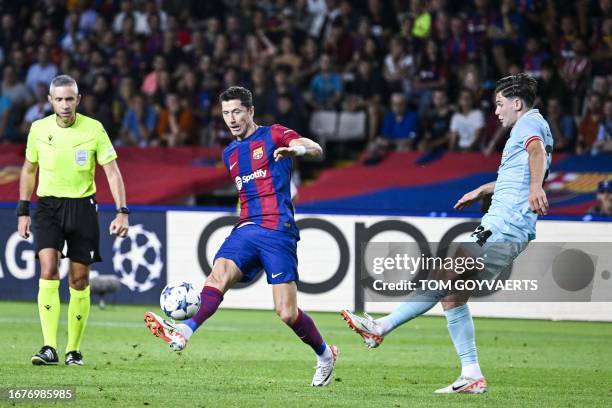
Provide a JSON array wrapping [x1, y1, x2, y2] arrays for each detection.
[[0, 208, 166, 304]]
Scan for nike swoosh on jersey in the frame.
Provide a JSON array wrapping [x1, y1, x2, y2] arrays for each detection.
[[271, 273, 283, 278], [229, 162, 237, 170]]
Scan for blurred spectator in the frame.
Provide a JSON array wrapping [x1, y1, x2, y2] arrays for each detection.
[[538, 60, 570, 111], [308, 54, 343, 110], [274, 36, 302, 78], [383, 36, 414, 95], [0, 92, 13, 141], [61, 12, 84, 52], [560, 38, 592, 114], [577, 92, 603, 154], [587, 180, 612, 216], [157, 93, 195, 147], [113, 0, 145, 34], [419, 89, 453, 153], [433, 11, 451, 44], [488, 0, 525, 74], [324, 19, 354, 66], [590, 17, 612, 76], [445, 16, 477, 68], [152, 70, 172, 111], [20, 83, 51, 137], [1, 66, 32, 111], [269, 66, 306, 119], [379, 92, 418, 149], [0, 14, 17, 52], [225, 14, 244, 51], [295, 37, 320, 87], [450, 89, 484, 151], [346, 59, 385, 140], [363, 91, 418, 165], [413, 39, 447, 114], [119, 93, 158, 147], [410, 0, 432, 39], [8, 48, 29, 80], [274, 93, 307, 136], [141, 54, 167, 96], [112, 77, 135, 128], [250, 66, 274, 124], [523, 38, 551, 79], [546, 97, 577, 152], [556, 16, 579, 63], [77, 0, 99, 35], [25, 47, 59, 92], [80, 94, 113, 136], [366, 0, 399, 38], [466, 0, 498, 47], [593, 98, 612, 154]]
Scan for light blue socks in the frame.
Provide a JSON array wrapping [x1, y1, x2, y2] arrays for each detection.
[[445, 304, 482, 379]]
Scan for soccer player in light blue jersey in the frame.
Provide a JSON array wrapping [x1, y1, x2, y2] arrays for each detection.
[[342, 73, 553, 394]]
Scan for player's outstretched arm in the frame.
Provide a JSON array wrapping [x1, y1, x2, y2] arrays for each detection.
[[454, 181, 496, 210], [102, 159, 129, 237], [526, 139, 549, 216], [274, 137, 323, 161], [17, 159, 38, 239]]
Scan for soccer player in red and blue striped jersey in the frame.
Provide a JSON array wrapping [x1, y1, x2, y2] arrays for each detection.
[[144, 86, 338, 386]]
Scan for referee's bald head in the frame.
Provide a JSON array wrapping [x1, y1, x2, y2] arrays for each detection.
[[49, 75, 79, 96]]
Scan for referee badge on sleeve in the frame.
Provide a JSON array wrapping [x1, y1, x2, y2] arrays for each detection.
[[75, 149, 89, 166]]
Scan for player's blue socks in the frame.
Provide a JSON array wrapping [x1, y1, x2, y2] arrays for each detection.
[[445, 304, 482, 379], [183, 286, 224, 332], [377, 288, 447, 335]]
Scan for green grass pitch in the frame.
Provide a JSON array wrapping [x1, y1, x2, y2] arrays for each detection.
[[0, 301, 610, 407]]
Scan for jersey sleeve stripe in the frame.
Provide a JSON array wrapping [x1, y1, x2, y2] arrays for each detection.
[[524, 135, 543, 148]]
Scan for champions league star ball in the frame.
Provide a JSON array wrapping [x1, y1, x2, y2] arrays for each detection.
[[160, 282, 201, 320]]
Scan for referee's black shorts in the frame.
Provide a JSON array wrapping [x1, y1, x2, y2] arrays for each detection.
[[33, 195, 102, 265]]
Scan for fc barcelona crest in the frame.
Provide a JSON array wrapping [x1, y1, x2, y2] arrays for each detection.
[[252, 146, 264, 160]]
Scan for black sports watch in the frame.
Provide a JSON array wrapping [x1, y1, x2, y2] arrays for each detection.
[[116, 207, 131, 215]]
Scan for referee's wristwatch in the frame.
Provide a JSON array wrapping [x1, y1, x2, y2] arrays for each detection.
[[116, 207, 131, 215]]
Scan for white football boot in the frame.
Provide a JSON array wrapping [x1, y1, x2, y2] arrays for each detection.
[[311, 345, 339, 386], [434, 376, 488, 394]]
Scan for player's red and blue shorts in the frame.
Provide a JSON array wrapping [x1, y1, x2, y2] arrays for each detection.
[[214, 223, 299, 284]]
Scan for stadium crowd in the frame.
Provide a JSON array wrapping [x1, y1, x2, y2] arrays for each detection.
[[0, 0, 611, 158]]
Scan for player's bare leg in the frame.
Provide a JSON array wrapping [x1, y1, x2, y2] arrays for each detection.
[[273, 282, 338, 386], [32, 249, 61, 365], [144, 258, 241, 350]]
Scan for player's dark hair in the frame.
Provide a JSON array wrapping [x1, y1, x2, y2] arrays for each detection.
[[219, 86, 253, 108], [495, 73, 538, 108]]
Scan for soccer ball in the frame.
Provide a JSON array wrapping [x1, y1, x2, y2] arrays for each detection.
[[160, 282, 201, 320]]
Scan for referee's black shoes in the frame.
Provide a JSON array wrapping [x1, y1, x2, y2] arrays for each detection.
[[65, 351, 84, 366], [31, 346, 59, 365]]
